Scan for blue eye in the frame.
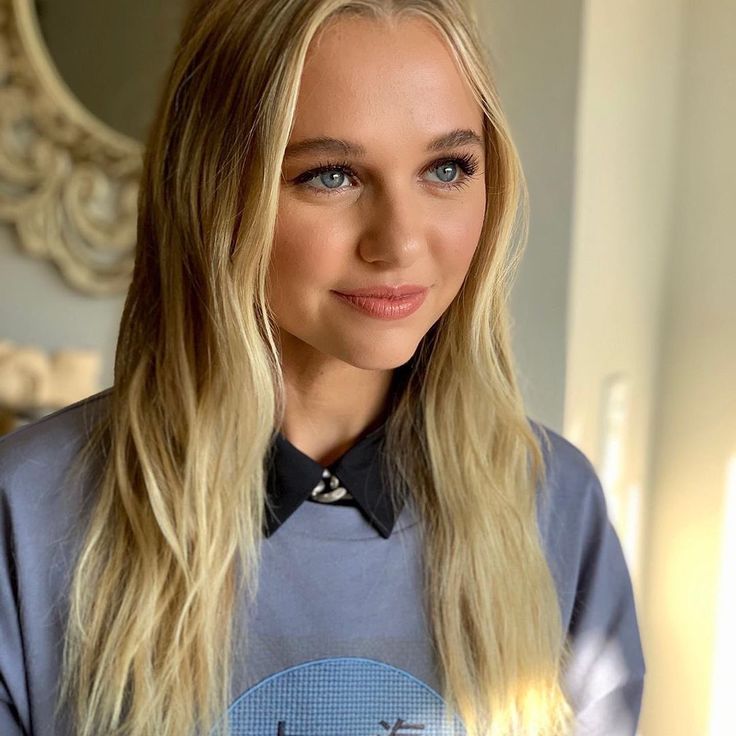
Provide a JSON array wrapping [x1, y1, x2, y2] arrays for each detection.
[[314, 168, 350, 190], [433, 161, 462, 183], [291, 153, 481, 196]]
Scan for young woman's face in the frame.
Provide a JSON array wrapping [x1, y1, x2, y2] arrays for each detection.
[[269, 15, 487, 371]]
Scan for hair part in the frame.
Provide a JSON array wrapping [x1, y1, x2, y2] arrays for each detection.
[[58, 1, 574, 734]]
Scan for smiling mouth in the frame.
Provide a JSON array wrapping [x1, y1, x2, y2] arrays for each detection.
[[332, 290, 427, 320], [333, 284, 429, 299]]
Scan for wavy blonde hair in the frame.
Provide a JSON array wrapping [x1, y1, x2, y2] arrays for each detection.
[[57, 1, 575, 734]]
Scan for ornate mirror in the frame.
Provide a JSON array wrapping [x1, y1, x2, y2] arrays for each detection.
[[0, 0, 187, 294]]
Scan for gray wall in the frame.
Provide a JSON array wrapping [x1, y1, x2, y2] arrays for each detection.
[[479, 1, 584, 431], [0, 223, 124, 389]]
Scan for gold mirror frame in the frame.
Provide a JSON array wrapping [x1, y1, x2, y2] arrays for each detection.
[[0, 0, 143, 295]]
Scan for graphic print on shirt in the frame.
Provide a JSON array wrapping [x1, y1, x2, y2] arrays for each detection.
[[215, 657, 467, 735]]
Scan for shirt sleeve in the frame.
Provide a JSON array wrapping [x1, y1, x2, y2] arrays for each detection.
[[561, 462, 646, 736], [1, 481, 29, 736], [0, 684, 26, 736]]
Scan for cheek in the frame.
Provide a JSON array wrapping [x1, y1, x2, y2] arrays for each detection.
[[435, 204, 485, 274], [268, 214, 347, 300]]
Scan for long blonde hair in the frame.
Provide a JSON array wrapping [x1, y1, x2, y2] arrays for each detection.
[[57, 1, 574, 734]]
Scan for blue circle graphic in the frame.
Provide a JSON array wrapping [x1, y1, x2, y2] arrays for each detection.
[[217, 656, 467, 735]]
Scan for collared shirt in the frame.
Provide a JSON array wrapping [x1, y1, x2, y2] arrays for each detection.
[[263, 421, 405, 539]]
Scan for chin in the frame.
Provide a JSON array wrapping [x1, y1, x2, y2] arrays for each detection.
[[338, 342, 421, 372]]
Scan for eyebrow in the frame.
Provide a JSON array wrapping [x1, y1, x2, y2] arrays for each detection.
[[283, 127, 484, 159]]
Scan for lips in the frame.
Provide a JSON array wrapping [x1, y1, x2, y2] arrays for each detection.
[[333, 285, 428, 299], [332, 289, 428, 320]]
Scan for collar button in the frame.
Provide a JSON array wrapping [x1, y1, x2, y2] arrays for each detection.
[[310, 469, 353, 503]]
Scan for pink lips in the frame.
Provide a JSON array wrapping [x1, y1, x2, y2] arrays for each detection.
[[335, 284, 427, 298], [332, 289, 428, 320]]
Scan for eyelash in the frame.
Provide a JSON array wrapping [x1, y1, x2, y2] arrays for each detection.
[[290, 153, 481, 196]]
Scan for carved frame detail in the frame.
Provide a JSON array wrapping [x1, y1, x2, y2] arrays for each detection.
[[0, 0, 142, 294]]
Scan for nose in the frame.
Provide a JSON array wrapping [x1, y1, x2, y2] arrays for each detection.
[[357, 183, 426, 266]]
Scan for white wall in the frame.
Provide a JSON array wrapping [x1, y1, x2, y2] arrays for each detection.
[[564, 0, 685, 731], [566, 0, 736, 734], [641, 0, 736, 734], [564, 0, 685, 596]]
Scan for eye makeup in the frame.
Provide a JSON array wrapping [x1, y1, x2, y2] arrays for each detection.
[[288, 152, 482, 196]]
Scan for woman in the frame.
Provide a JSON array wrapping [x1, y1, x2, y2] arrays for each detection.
[[0, 1, 645, 734]]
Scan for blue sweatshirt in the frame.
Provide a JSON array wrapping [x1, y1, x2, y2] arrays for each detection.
[[0, 389, 646, 735]]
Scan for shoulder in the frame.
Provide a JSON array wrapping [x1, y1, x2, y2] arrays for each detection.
[[526, 424, 646, 722], [528, 418, 600, 487], [0, 388, 111, 469], [526, 416, 609, 541], [526, 419, 615, 612], [0, 388, 112, 518], [0, 390, 114, 735], [529, 419, 608, 532]]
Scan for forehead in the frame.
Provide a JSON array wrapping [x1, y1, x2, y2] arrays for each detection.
[[291, 15, 484, 149]]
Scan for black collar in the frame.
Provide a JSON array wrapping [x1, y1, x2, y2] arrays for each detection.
[[263, 421, 405, 539]]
